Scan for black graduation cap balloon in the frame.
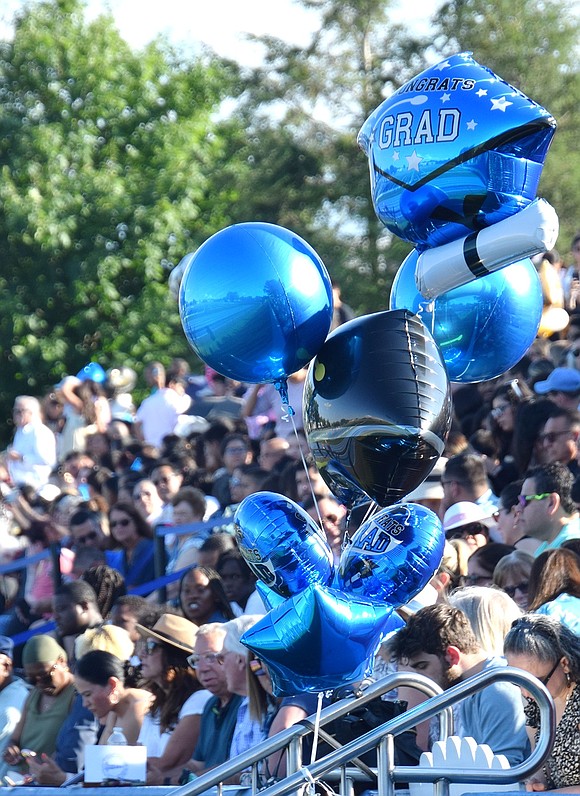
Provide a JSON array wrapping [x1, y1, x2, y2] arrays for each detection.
[[303, 309, 452, 508]]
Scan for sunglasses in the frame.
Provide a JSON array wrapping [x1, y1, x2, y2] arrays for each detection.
[[491, 404, 510, 419], [143, 639, 162, 655], [75, 530, 98, 545], [503, 582, 529, 599], [517, 492, 551, 508], [26, 663, 58, 686], [249, 658, 267, 677], [540, 659, 561, 686], [110, 517, 131, 528], [539, 430, 575, 445], [187, 652, 225, 669]]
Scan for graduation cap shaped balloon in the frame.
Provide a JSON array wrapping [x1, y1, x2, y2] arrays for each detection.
[[358, 52, 556, 250]]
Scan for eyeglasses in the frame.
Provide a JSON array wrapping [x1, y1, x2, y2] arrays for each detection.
[[503, 582, 529, 599], [517, 493, 551, 508], [539, 659, 561, 686], [26, 663, 58, 686], [187, 652, 225, 669], [110, 517, 131, 528], [143, 639, 162, 655], [539, 430, 575, 445], [491, 404, 510, 419], [224, 447, 247, 455], [249, 658, 267, 677], [75, 530, 98, 545]]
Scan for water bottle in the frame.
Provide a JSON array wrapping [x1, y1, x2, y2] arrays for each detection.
[[108, 726, 128, 746]]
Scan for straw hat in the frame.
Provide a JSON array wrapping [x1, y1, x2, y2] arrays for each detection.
[[135, 614, 198, 654]]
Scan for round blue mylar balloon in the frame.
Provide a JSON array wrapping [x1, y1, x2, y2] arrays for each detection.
[[358, 52, 556, 249], [389, 250, 543, 383], [337, 503, 444, 608], [233, 491, 334, 598], [179, 223, 333, 384]]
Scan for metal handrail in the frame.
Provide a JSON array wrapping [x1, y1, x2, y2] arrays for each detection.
[[259, 667, 555, 796], [171, 671, 449, 796], [171, 666, 555, 796]]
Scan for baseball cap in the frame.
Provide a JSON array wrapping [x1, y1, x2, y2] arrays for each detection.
[[534, 367, 580, 395]]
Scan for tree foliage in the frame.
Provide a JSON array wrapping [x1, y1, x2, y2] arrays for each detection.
[[0, 0, 240, 444]]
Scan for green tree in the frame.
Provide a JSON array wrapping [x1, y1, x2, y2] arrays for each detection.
[[431, 0, 580, 254], [230, 0, 430, 315], [0, 0, 240, 444]]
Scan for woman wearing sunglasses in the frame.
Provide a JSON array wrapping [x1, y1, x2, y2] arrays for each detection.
[[106, 502, 155, 592], [135, 614, 211, 783], [504, 614, 580, 792]]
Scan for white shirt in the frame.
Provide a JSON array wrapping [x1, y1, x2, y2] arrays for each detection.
[[136, 389, 191, 448], [137, 689, 211, 757], [9, 421, 57, 488]]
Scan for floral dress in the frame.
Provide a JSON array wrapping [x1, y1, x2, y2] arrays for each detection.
[[524, 683, 580, 789]]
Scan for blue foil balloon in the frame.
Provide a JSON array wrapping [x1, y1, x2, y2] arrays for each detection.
[[358, 52, 556, 249], [254, 580, 287, 612], [233, 491, 334, 598], [303, 309, 452, 508], [240, 584, 399, 695], [337, 503, 444, 608], [389, 249, 543, 383], [179, 223, 333, 384]]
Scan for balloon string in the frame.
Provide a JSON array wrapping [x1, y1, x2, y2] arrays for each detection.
[[286, 412, 326, 532], [309, 692, 324, 768]]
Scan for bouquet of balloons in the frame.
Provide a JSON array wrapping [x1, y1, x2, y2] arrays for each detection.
[[176, 53, 557, 695]]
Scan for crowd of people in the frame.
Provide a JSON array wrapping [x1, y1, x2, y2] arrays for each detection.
[[2, 246, 580, 790]]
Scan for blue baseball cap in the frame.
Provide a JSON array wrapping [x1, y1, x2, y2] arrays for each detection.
[[534, 367, 580, 395]]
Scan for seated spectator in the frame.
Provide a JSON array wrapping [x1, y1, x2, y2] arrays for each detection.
[[388, 604, 530, 765], [0, 636, 76, 780], [527, 547, 580, 635], [80, 564, 126, 620], [492, 550, 534, 610], [52, 581, 104, 667], [74, 650, 152, 743], [68, 507, 111, 553], [132, 479, 163, 526], [185, 623, 243, 778], [178, 566, 235, 626], [165, 487, 208, 601], [448, 586, 522, 657], [504, 614, 580, 791], [442, 501, 495, 553], [429, 540, 469, 602], [196, 534, 237, 570], [493, 480, 540, 556], [211, 434, 253, 509], [465, 543, 515, 588], [110, 595, 158, 645], [216, 550, 263, 616], [0, 637, 30, 758], [516, 462, 580, 556], [135, 615, 211, 780], [106, 502, 155, 592]]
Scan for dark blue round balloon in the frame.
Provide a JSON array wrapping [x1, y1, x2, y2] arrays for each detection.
[[337, 503, 444, 608], [389, 250, 543, 383], [303, 309, 452, 508], [241, 584, 399, 695], [233, 491, 334, 598], [179, 223, 333, 384], [358, 53, 556, 249]]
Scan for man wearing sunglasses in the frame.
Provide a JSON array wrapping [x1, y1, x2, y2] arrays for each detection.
[[537, 406, 580, 477], [517, 463, 580, 558]]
